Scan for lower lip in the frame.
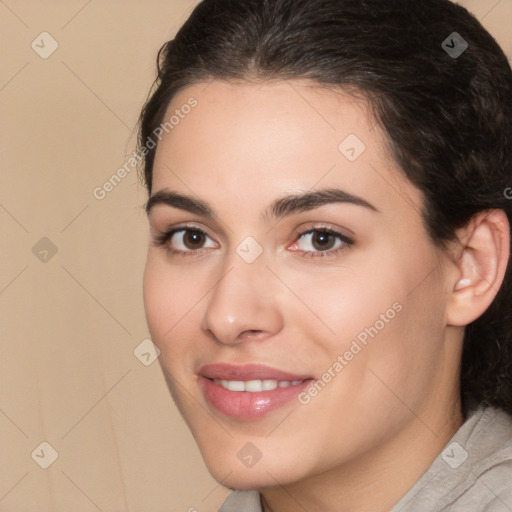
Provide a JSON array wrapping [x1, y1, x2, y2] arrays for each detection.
[[199, 376, 314, 420]]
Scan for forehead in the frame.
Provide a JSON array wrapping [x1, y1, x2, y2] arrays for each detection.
[[151, 80, 423, 221]]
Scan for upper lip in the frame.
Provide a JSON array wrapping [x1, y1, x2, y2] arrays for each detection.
[[198, 363, 313, 382]]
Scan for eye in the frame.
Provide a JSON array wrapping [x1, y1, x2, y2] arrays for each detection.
[[290, 228, 353, 257], [153, 227, 217, 255]]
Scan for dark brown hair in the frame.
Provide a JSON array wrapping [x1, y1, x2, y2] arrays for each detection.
[[138, 0, 512, 415]]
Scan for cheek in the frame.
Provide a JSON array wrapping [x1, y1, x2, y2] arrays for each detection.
[[346, 275, 447, 412], [275, 258, 405, 354], [282, 246, 446, 388]]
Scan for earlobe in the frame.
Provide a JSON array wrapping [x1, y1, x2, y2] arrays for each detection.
[[446, 209, 510, 327]]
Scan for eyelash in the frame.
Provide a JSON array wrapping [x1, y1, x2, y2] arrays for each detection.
[[153, 224, 354, 259]]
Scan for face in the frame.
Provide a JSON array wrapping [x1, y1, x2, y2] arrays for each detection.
[[143, 80, 457, 490]]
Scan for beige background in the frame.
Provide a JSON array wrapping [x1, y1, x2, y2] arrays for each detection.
[[0, 1, 510, 511]]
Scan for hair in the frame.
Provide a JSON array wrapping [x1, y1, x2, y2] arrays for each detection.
[[138, 0, 512, 416]]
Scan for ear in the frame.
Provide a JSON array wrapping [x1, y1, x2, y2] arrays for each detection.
[[446, 209, 510, 327]]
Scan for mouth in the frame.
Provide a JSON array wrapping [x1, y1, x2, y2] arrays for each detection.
[[198, 363, 315, 419]]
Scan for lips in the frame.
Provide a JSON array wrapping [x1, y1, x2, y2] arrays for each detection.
[[198, 363, 312, 382], [198, 363, 315, 419]]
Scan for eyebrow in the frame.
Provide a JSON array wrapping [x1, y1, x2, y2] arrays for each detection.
[[145, 187, 379, 221]]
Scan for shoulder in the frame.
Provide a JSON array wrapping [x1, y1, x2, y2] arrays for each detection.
[[482, 463, 512, 509], [443, 406, 512, 511], [460, 453, 512, 511], [392, 406, 512, 511]]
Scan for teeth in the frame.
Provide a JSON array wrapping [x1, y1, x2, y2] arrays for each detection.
[[280, 380, 303, 387], [220, 379, 245, 391], [246, 380, 263, 392], [261, 379, 278, 391], [214, 378, 304, 392]]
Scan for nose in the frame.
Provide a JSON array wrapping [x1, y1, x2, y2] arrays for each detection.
[[201, 254, 284, 345]]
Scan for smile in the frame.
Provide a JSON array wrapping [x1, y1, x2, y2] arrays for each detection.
[[197, 363, 315, 419]]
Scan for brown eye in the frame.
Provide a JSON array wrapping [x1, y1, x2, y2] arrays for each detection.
[[182, 230, 206, 250], [293, 228, 353, 257], [310, 231, 337, 251], [163, 228, 217, 254]]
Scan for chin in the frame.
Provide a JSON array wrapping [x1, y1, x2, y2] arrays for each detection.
[[199, 444, 308, 491], [206, 464, 278, 491]]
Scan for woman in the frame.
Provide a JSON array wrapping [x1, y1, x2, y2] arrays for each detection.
[[139, 0, 512, 510]]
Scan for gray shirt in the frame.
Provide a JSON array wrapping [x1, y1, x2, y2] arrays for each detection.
[[218, 406, 512, 511]]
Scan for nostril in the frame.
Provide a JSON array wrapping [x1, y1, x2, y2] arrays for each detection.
[[241, 330, 266, 340]]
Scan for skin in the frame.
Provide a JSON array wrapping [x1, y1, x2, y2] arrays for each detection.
[[142, 80, 509, 512]]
